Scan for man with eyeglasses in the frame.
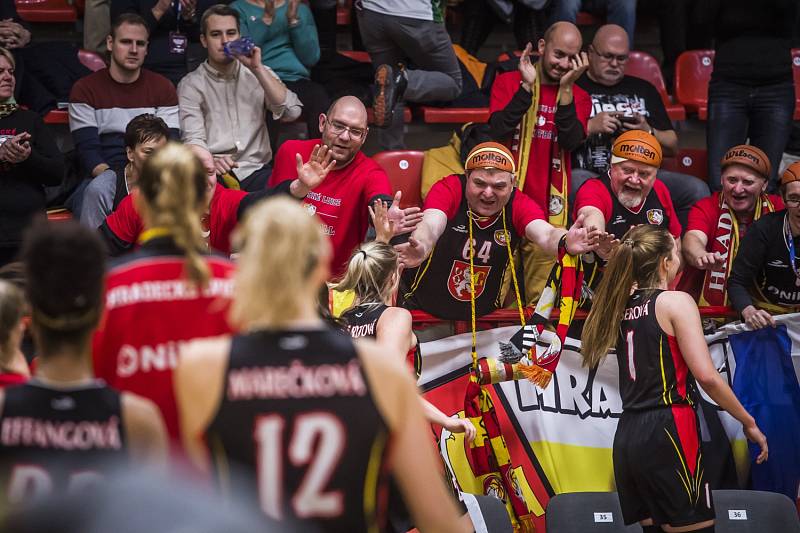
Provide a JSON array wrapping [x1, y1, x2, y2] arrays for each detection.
[[572, 24, 708, 230], [269, 95, 422, 277], [178, 4, 302, 192]]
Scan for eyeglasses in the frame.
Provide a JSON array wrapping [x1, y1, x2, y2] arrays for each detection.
[[325, 118, 367, 140], [785, 198, 800, 207], [591, 47, 629, 63]]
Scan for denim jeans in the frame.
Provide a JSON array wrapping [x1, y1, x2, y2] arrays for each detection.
[[706, 78, 795, 192], [550, 0, 637, 41]]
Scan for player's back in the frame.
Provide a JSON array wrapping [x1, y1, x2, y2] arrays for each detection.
[[617, 289, 697, 411], [205, 326, 390, 531], [0, 380, 127, 507]]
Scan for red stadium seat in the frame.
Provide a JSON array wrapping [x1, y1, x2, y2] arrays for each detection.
[[661, 148, 708, 182], [372, 151, 424, 208], [674, 50, 715, 120], [15, 0, 77, 22], [792, 48, 800, 120], [338, 50, 370, 63], [336, 0, 351, 25], [78, 49, 106, 72], [43, 110, 68, 124], [418, 106, 490, 124], [625, 50, 686, 121], [576, 11, 603, 26]]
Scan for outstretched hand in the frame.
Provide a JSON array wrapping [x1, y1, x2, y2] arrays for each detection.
[[369, 198, 395, 244], [387, 191, 423, 235], [564, 212, 600, 255], [395, 236, 427, 268], [695, 251, 726, 270], [294, 144, 336, 191], [595, 231, 620, 259]]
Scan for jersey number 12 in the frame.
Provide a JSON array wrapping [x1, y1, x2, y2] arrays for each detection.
[[255, 412, 346, 520]]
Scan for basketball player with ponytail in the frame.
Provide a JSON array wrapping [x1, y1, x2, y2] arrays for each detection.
[[337, 200, 476, 440], [92, 143, 237, 452], [175, 197, 473, 532], [583, 224, 768, 533], [0, 221, 167, 507]]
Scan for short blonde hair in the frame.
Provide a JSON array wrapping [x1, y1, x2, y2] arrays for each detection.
[[231, 197, 325, 329], [0, 48, 15, 70]]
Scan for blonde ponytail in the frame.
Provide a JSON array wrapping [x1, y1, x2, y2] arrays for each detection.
[[138, 143, 210, 287], [582, 225, 675, 368], [230, 196, 326, 329], [334, 241, 398, 310]]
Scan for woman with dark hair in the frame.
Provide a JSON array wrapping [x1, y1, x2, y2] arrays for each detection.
[[0, 220, 167, 507], [0, 47, 64, 266], [583, 224, 768, 533]]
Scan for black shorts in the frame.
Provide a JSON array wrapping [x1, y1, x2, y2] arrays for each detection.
[[613, 405, 715, 527]]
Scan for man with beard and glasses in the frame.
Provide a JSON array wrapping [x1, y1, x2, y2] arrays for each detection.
[[574, 130, 681, 304], [488, 21, 592, 304]]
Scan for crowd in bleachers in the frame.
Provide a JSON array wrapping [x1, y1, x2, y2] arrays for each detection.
[[0, 0, 799, 530]]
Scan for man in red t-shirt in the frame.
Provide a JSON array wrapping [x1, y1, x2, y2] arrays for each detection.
[[680, 145, 782, 306], [269, 96, 421, 277], [488, 21, 592, 304], [99, 145, 333, 256], [398, 142, 601, 320]]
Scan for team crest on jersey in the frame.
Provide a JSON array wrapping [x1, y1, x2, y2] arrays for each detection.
[[493, 230, 508, 246], [646, 208, 663, 225], [549, 195, 564, 216], [448, 260, 491, 301], [303, 202, 317, 216]]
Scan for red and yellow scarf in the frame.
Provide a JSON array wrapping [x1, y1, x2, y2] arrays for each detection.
[[699, 193, 775, 307], [513, 62, 569, 228]]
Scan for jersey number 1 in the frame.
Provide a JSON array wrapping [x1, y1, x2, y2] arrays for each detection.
[[625, 329, 636, 381], [255, 412, 346, 520]]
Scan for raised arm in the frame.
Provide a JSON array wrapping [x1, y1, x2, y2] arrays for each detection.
[[682, 230, 725, 271], [524, 212, 601, 256], [395, 209, 448, 268]]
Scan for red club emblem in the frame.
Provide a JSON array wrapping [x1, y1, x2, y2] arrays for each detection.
[[447, 260, 491, 301]]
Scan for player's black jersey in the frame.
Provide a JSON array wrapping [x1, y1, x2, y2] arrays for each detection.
[[206, 326, 390, 532], [616, 290, 697, 411], [340, 303, 388, 339], [0, 380, 127, 506]]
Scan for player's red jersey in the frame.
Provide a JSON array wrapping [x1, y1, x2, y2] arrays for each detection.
[[92, 236, 236, 444]]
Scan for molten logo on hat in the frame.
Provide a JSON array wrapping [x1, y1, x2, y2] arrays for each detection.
[[611, 130, 663, 168], [465, 142, 516, 174]]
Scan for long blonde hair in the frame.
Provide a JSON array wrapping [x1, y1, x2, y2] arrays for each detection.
[[230, 196, 325, 329], [137, 142, 210, 287], [582, 225, 675, 368], [334, 241, 398, 309]]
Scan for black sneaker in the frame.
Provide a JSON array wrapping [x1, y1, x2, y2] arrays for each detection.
[[372, 63, 407, 128]]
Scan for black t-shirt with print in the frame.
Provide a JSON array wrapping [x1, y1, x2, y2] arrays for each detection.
[[573, 74, 673, 174]]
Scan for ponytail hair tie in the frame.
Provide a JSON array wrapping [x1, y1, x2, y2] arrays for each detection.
[[623, 239, 635, 247], [358, 250, 367, 260]]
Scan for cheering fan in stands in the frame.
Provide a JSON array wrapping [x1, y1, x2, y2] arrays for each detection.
[[0, 221, 167, 508], [175, 196, 473, 532], [583, 224, 767, 533], [728, 162, 800, 329]]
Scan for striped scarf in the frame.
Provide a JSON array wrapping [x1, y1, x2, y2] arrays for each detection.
[[699, 193, 775, 308], [513, 62, 569, 228], [509, 248, 584, 388]]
